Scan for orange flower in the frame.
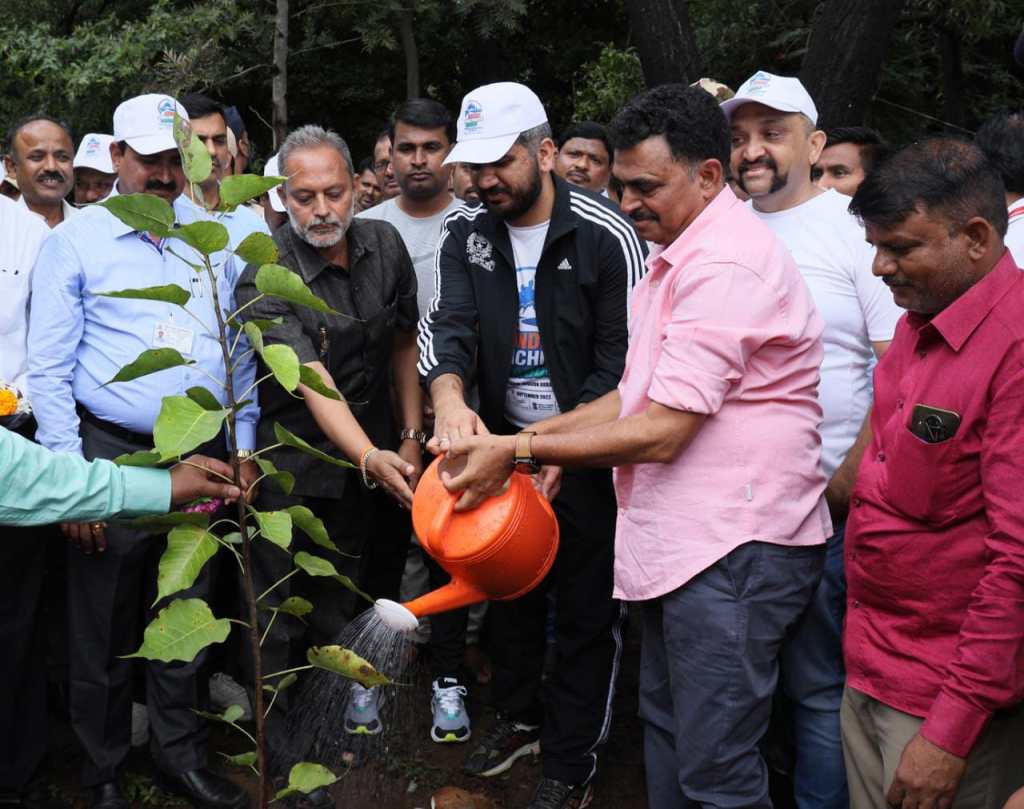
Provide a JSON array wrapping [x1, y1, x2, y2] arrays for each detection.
[[0, 389, 17, 417]]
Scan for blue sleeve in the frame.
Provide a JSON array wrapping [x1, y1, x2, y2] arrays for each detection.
[[0, 426, 170, 526], [27, 230, 86, 454]]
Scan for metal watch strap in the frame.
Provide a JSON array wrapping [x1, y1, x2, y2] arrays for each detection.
[[400, 428, 426, 446]]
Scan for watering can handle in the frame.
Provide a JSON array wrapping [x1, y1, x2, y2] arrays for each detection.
[[426, 489, 458, 554]]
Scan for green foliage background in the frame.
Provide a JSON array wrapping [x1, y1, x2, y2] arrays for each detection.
[[0, 0, 1021, 165]]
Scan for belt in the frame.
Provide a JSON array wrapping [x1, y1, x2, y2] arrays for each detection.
[[77, 407, 154, 446]]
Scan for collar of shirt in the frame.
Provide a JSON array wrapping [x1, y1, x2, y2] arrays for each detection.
[[1009, 199, 1024, 221], [277, 219, 375, 283], [906, 251, 1019, 352], [16, 195, 78, 225], [647, 186, 738, 274]]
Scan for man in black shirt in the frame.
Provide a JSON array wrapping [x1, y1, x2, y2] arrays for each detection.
[[235, 126, 422, 793]]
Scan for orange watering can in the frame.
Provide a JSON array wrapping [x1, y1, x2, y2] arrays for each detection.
[[374, 454, 559, 633]]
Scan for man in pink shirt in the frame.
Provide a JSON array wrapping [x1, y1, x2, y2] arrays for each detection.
[[434, 84, 831, 808]]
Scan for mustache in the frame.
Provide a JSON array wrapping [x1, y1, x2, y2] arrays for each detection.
[[37, 170, 67, 183], [629, 210, 658, 223], [145, 178, 177, 192], [739, 156, 778, 174]]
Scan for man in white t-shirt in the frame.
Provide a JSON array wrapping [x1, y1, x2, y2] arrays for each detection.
[[357, 99, 462, 315], [421, 81, 645, 809], [0, 194, 54, 804], [975, 110, 1024, 266], [725, 72, 903, 809], [357, 98, 472, 745]]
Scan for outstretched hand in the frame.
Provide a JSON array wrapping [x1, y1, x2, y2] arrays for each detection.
[[170, 455, 242, 505], [367, 449, 417, 509]]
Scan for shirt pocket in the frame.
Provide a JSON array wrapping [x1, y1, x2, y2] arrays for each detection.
[[883, 427, 969, 524]]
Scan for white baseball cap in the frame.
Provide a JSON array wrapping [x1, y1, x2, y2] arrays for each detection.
[[720, 71, 819, 126], [74, 133, 116, 174], [264, 154, 286, 213], [112, 93, 189, 156], [443, 82, 548, 166]]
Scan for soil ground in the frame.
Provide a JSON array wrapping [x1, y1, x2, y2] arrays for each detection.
[[33, 607, 798, 809]]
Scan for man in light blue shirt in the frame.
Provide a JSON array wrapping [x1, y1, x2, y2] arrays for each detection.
[[178, 93, 270, 250], [0, 426, 242, 527], [26, 93, 253, 809]]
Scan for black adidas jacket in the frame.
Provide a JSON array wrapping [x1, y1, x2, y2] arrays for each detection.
[[417, 175, 647, 430]]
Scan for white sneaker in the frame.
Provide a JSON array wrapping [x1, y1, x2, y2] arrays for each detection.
[[430, 677, 471, 743], [209, 672, 253, 720], [131, 702, 149, 748], [344, 683, 382, 735]]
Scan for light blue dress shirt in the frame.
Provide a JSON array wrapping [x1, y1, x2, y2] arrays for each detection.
[[27, 195, 260, 454], [177, 195, 271, 253], [0, 425, 169, 526]]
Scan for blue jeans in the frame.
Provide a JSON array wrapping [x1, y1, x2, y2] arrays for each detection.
[[640, 541, 824, 809], [781, 527, 848, 809]]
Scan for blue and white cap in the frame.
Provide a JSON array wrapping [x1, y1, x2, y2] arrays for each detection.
[[444, 82, 548, 166], [112, 93, 189, 156], [73, 133, 116, 173], [720, 71, 819, 126]]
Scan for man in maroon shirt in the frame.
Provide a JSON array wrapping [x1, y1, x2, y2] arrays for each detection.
[[843, 138, 1024, 809]]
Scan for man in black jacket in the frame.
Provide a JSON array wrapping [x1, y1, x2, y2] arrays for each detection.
[[418, 81, 646, 809]]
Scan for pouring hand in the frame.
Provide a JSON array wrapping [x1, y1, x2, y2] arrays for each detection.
[[428, 405, 490, 454], [367, 450, 416, 509], [438, 434, 516, 511]]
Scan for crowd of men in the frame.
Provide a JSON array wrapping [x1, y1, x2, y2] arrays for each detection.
[[1, 68, 1023, 809]]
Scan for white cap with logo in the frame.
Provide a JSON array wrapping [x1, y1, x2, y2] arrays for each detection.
[[112, 94, 189, 156], [264, 154, 286, 213], [720, 71, 819, 126], [444, 82, 548, 166], [74, 133, 116, 174]]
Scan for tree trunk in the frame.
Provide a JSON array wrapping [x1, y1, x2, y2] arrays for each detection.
[[938, 27, 965, 131], [272, 0, 289, 147], [396, 4, 420, 99], [800, 0, 907, 127], [626, 0, 702, 87]]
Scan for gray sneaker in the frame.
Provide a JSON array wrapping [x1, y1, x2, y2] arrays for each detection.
[[344, 683, 382, 735], [430, 677, 471, 743]]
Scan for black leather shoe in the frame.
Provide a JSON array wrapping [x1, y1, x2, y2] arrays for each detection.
[[155, 769, 248, 809], [90, 781, 129, 809]]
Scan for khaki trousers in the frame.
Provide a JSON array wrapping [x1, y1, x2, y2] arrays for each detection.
[[841, 686, 1024, 809]]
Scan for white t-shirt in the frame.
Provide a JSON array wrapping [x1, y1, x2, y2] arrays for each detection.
[[504, 220, 561, 427], [0, 195, 51, 400], [357, 196, 463, 317], [752, 189, 902, 478], [1006, 200, 1024, 268]]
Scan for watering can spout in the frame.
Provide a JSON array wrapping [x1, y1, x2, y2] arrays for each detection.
[[403, 577, 487, 619]]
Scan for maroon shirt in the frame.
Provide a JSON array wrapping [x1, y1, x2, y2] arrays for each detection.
[[846, 251, 1024, 759]]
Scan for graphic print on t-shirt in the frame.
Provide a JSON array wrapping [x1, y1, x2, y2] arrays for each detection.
[[505, 221, 561, 427]]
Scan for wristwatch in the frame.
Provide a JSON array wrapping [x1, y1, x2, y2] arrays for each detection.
[[513, 431, 540, 475], [400, 428, 427, 446]]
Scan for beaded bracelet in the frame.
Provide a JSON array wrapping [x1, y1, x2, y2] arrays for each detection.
[[359, 445, 379, 490]]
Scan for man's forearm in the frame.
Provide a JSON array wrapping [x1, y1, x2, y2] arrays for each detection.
[[430, 373, 467, 413], [532, 390, 622, 437], [532, 405, 705, 468], [300, 362, 373, 462], [827, 412, 872, 517]]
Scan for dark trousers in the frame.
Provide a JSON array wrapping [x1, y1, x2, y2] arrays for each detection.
[[70, 418, 221, 786], [0, 522, 49, 791], [248, 480, 411, 752], [423, 552, 471, 679], [487, 467, 624, 786], [781, 526, 849, 809], [640, 541, 824, 809]]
